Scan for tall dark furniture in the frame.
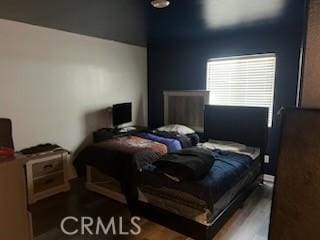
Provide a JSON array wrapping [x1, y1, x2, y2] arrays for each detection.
[[301, 0, 320, 107], [269, 108, 320, 240]]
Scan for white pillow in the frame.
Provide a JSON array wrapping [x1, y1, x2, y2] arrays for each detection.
[[157, 124, 195, 135]]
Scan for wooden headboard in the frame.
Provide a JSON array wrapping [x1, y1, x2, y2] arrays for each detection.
[[204, 105, 268, 153], [164, 90, 210, 132]]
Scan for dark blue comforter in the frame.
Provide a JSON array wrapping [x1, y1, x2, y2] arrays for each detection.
[[140, 150, 261, 209]]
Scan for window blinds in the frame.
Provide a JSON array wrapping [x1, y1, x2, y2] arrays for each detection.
[[207, 54, 276, 126]]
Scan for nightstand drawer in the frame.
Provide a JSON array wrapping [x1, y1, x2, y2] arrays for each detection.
[[33, 172, 64, 194], [32, 157, 63, 178]]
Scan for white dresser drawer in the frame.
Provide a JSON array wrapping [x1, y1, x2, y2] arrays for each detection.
[[33, 172, 64, 194], [32, 157, 63, 178]]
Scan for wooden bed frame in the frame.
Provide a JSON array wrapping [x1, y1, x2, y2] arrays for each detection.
[[86, 166, 127, 204], [85, 105, 269, 240], [135, 174, 264, 240], [86, 164, 264, 240]]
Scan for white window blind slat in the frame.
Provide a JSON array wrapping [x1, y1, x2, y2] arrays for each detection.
[[206, 54, 276, 127]]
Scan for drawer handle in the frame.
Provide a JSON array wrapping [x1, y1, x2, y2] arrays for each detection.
[[43, 164, 53, 170], [45, 179, 54, 184]]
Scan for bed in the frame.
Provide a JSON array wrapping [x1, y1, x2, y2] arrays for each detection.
[[134, 105, 268, 240], [74, 104, 268, 240], [74, 91, 208, 204], [74, 130, 199, 205]]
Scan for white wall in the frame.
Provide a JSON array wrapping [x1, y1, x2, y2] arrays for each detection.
[[0, 19, 147, 163]]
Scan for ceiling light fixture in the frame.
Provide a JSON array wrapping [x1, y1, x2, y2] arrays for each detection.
[[151, 0, 170, 9]]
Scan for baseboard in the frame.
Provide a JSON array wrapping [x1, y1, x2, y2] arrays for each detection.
[[264, 174, 275, 183]]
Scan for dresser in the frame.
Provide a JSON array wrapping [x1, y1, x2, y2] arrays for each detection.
[[269, 109, 320, 240], [0, 156, 32, 240], [301, 0, 320, 107]]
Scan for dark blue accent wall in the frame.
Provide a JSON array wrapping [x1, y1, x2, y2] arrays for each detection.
[[0, 0, 147, 46], [147, 1, 307, 175]]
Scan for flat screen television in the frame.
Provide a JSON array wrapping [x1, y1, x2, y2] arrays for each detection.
[[112, 102, 132, 127]]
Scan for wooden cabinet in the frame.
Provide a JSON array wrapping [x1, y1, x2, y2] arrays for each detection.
[[269, 109, 320, 240], [25, 150, 70, 204], [302, 0, 320, 107], [0, 156, 32, 240]]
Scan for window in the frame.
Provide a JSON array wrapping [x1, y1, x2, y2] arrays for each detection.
[[206, 53, 276, 127]]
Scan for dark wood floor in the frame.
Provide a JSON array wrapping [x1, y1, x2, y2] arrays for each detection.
[[30, 180, 273, 240]]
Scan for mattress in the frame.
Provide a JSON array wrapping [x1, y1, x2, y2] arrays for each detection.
[[74, 136, 168, 178], [138, 149, 262, 226]]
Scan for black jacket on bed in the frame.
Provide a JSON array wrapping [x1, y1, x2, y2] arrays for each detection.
[[154, 147, 215, 182]]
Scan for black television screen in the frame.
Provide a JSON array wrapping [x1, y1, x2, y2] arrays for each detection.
[[112, 102, 132, 127]]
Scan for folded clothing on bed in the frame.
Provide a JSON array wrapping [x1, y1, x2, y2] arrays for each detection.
[[154, 147, 215, 182], [151, 130, 199, 147], [134, 132, 182, 152]]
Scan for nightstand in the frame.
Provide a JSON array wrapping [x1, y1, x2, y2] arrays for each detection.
[[24, 150, 70, 204]]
